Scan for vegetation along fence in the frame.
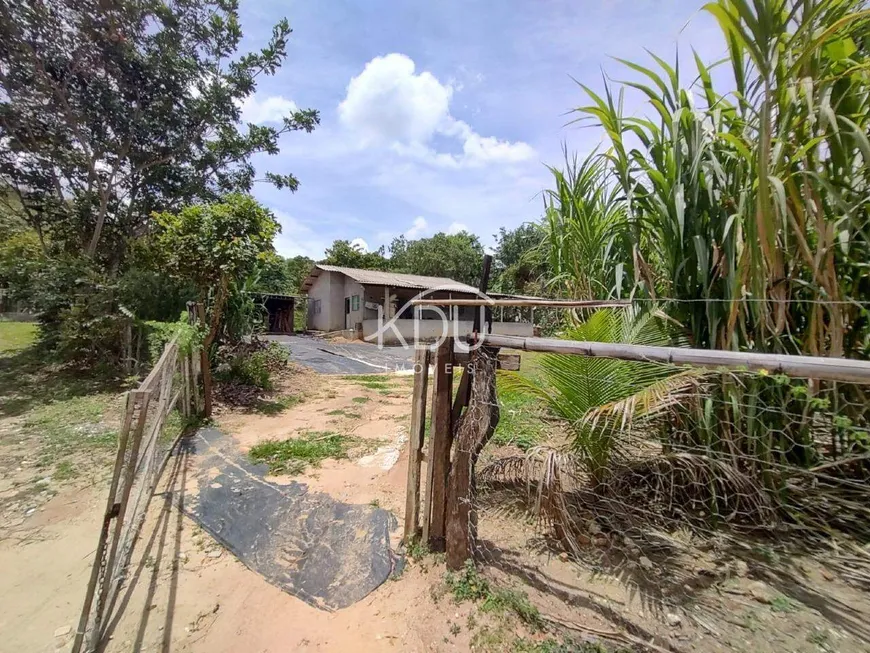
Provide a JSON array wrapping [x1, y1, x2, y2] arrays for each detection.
[[72, 335, 202, 653], [405, 327, 870, 648]]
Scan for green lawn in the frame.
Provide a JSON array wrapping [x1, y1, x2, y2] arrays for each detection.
[[0, 321, 38, 354], [0, 320, 122, 481]]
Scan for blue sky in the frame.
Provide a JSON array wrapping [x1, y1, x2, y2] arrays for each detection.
[[236, 1, 727, 259]]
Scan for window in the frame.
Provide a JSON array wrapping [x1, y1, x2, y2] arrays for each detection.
[[313, 299, 322, 315], [352, 295, 359, 311]]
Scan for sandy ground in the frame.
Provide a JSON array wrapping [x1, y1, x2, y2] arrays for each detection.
[[3, 369, 870, 653], [0, 373, 477, 653]]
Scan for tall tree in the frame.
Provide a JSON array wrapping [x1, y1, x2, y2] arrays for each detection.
[[321, 240, 390, 270], [0, 0, 318, 264], [285, 255, 314, 293], [389, 232, 484, 286], [153, 194, 279, 416], [492, 223, 546, 294]]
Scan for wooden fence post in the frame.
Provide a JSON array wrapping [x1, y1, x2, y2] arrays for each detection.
[[423, 337, 453, 551], [403, 346, 430, 543]]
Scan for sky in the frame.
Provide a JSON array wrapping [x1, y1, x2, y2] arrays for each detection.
[[235, 1, 728, 260]]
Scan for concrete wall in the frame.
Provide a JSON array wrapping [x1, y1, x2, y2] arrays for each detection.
[[362, 319, 533, 345], [343, 277, 366, 330], [306, 271, 346, 331], [307, 271, 371, 332]]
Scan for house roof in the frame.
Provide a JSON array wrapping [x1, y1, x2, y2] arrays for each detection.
[[300, 264, 480, 294]]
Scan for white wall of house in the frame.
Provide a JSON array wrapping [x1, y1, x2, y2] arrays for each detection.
[[343, 277, 366, 330], [306, 270, 347, 331], [307, 271, 371, 332], [361, 319, 533, 345]]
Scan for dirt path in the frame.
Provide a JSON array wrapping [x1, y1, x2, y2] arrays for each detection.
[[0, 373, 470, 653], [3, 367, 869, 653]]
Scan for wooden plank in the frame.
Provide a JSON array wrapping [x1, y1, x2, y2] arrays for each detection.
[[403, 347, 430, 543], [471, 334, 870, 384], [423, 337, 454, 551], [139, 333, 179, 393], [411, 298, 630, 308], [92, 389, 151, 648], [453, 352, 520, 371], [72, 392, 136, 653]]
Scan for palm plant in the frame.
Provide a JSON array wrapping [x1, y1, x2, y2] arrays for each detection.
[[502, 308, 702, 481], [541, 148, 633, 300]]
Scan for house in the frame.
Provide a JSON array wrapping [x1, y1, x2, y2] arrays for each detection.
[[299, 264, 534, 343]]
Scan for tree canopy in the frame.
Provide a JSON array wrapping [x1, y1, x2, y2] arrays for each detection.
[[388, 232, 484, 286], [0, 0, 318, 265], [322, 240, 390, 270]]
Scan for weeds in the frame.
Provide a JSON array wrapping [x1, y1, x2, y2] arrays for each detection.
[[325, 409, 362, 418], [24, 393, 118, 467], [491, 377, 549, 451], [445, 560, 542, 629], [770, 596, 799, 614], [249, 431, 380, 475], [53, 460, 77, 481], [807, 628, 831, 649], [405, 538, 430, 561], [253, 395, 301, 415], [351, 396, 370, 404]]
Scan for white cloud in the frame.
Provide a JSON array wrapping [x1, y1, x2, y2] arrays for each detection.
[[239, 94, 298, 124], [405, 216, 429, 239], [447, 221, 469, 235], [337, 53, 534, 167], [272, 211, 330, 260], [338, 54, 451, 146], [350, 237, 370, 252]]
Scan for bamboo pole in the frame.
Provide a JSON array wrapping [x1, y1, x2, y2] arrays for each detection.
[[470, 334, 870, 384], [411, 298, 630, 308]]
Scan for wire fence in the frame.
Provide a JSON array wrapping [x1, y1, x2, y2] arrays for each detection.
[[72, 336, 201, 653], [408, 338, 870, 651]]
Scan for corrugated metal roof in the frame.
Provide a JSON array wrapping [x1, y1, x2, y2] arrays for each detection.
[[300, 264, 480, 294]]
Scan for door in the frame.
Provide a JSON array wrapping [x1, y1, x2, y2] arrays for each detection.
[[344, 297, 351, 329]]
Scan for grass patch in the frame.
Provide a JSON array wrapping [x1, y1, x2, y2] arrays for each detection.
[[770, 595, 800, 613], [351, 396, 370, 404], [24, 392, 118, 468], [325, 408, 362, 418], [53, 460, 78, 481], [253, 395, 302, 415], [341, 374, 395, 391], [445, 560, 543, 629], [491, 376, 548, 451], [0, 321, 38, 353], [341, 374, 391, 382], [249, 430, 381, 475]]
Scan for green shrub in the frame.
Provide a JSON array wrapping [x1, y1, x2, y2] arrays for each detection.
[[215, 340, 289, 390]]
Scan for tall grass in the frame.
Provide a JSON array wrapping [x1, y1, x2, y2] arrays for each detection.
[[548, 0, 870, 358], [528, 0, 870, 523]]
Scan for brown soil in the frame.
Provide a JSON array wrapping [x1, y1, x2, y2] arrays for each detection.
[[2, 368, 869, 653]]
